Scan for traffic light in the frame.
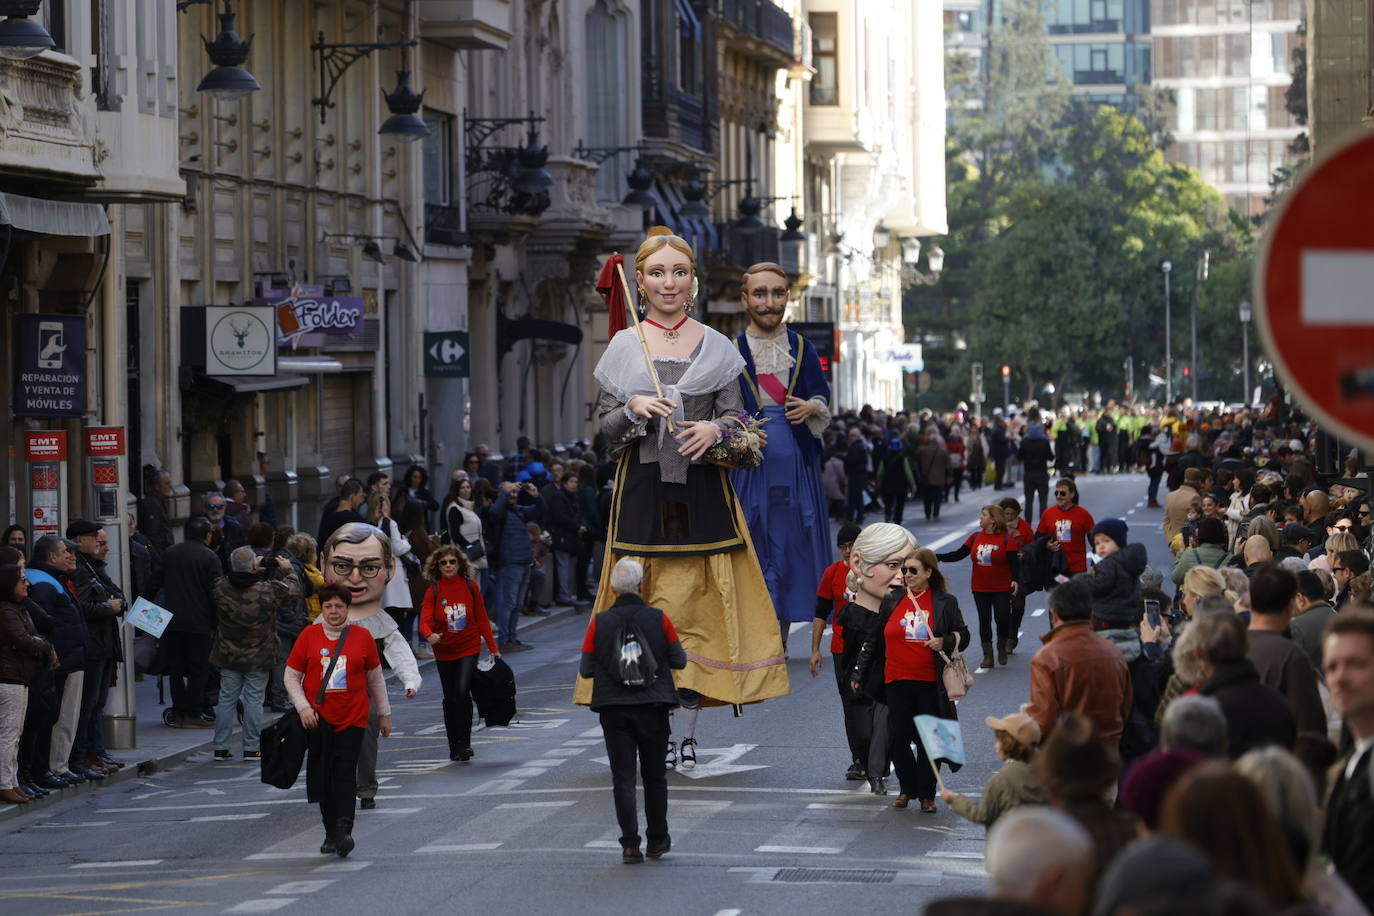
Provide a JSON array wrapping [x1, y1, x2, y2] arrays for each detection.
[[1182, 366, 1190, 378], [1001, 364, 1010, 377]]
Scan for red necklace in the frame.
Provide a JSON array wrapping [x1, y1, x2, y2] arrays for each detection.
[[644, 315, 689, 343]]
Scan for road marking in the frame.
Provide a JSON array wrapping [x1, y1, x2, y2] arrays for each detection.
[[190, 813, 270, 822], [924, 524, 979, 552], [755, 845, 842, 854], [267, 880, 334, 894], [578, 726, 604, 738], [312, 861, 371, 872], [1031, 608, 1046, 617], [543, 747, 586, 757], [71, 859, 164, 869], [366, 807, 423, 815], [418, 842, 502, 852], [35, 821, 114, 828], [495, 800, 577, 809], [225, 901, 295, 913], [111, 799, 303, 813], [503, 767, 552, 778], [246, 853, 321, 861], [562, 738, 602, 746], [713, 910, 742, 916], [585, 839, 622, 848]]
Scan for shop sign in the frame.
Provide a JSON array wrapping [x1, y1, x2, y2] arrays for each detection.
[[11, 314, 86, 418], [258, 286, 365, 349], [85, 427, 126, 456], [424, 331, 470, 378], [24, 431, 68, 462], [206, 306, 277, 376]]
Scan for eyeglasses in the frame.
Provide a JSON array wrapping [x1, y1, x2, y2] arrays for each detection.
[[1054, 491, 1070, 496], [1334, 523, 1354, 532], [901, 566, 923, 575], [329, 560, 385, 579], [1333, 566, 1348, 573], [206, 502, 225, 510], [437, 558, 460, 567]]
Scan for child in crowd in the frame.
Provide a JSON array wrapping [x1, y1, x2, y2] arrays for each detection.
[[939, 712, 1046, 830], [1084, 518, 1148, 661]]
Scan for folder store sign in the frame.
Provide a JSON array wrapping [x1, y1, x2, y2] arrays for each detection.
[[262, 286, 364, 349]]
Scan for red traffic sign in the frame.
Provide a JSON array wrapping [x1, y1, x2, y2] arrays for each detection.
[[1256, 130, 1374, 452]]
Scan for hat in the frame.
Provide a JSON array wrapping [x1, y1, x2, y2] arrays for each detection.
[[1138, 566, 1164, 590], [985, 712, 1041, 748], [1091, 518, 1129, 551], [514, 470, 532, 483], [65, 520, 103, 539], [1281, 522, 1314, 544], [1119, 748, 1206, 830], [837, 523, 862, 547], [526, 461, 547, 477]]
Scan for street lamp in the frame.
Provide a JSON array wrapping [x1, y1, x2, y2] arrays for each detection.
[[1161, 260, 1173, 404], [1238, 299, 1252, 406], [0, 1, 55, 59], [873, 221, 892, 250], [1192, 250, 1208, 402], [196, 0, 261, 101]]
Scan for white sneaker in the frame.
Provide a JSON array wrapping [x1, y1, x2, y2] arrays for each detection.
[[413, 644, 434, 658]]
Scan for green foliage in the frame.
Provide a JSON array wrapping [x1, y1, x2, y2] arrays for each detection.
[[916, 18, 1257, 408]]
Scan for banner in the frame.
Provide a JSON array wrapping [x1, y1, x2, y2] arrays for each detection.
[[12, 315, 86, 417], [915, 714, 966, 767]]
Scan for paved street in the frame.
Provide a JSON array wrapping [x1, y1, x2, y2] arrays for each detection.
[[0, 473, 1170, 916]]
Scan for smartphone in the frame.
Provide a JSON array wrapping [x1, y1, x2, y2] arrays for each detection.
[[1144, 599, 1161, 629]]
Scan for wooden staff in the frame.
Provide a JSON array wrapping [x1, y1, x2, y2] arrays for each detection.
[[614, 254, 675, 433]]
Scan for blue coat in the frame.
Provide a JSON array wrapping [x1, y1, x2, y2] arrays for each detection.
[[27, 564, 90, 675], [735, 329, 830, 467]]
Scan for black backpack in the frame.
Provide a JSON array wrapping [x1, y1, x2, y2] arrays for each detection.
[[609, 609, 659, 689]]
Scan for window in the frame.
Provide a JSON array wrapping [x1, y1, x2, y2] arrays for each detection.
[[422, 112, 453, 206], [810, 13, 838, 105], [586, 1, 629, 202], [675, 0, 701, 94]]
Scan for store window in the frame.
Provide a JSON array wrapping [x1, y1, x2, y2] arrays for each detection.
[[422, 111, 453, 207]]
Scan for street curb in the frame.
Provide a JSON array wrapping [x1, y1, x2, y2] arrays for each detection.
[[0, 601, 588, 825]]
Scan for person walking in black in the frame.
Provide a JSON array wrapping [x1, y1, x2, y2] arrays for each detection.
[[1018, 411, 1054, 523], [578, 558, 687, 863], [843, 428, 870, 524], [146, 517, 223, 728], [989, 419, 1010, 490], [65, 522, 125, 775]]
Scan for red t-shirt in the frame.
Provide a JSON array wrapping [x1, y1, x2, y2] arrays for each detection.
[[883, 592, 937, 684], [816, 560, 852, 654], [418, 576, 498, 660], [580, 612, 681, 651], [1015, 518, 1033, 548], [963, 530, 1015, 593], [1037, 504, 1096, 574], [287, 624, 381, 731]]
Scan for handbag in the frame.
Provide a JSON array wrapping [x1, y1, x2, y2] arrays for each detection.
[[938, 646, 974, 701], [260, 624, 350, 790], [460, 537, 486, 562]]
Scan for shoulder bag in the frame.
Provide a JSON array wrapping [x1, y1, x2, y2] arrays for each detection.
[[938, 645, 974, 701], [260, 624, 350, 790]]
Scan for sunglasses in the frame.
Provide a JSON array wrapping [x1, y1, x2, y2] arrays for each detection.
[[901, 566, 923, 575], [1055, 491, 1070, 496], [1333, 566, 1348, 573], [438, 558, 460, 566], [1334, 524, 1354, 532], [206, 502, 225, 510]]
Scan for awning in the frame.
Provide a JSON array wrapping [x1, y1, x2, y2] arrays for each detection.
[[206, 374, 310, 393], [0, 193, 110, 237], [651, 180, 718, 254], [277, 357, 344, 374]]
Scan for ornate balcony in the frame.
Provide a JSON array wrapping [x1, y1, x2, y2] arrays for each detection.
[[0, 54, 99, 185], [424, 203, 468, 248], [720, 0, 795, 65]]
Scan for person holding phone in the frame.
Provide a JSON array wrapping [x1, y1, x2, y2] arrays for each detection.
[[1036, 479, 1095, 577], [488, 481, 545, 652]]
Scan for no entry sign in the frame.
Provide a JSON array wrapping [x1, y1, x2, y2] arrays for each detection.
[[1256, 130, 1374, 452]]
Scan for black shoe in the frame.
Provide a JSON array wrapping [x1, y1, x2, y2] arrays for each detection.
[[56, 770, 84, 786], [320, 834, 337, 855], [243, 750, 261, 759], [214, 749, 232, 760], [646, 839, 671, 859], [77, 767, 105, 782], [97, 754, 124, 770], [335, 820, 355, 857], [35, 772, 68, 791], [622, 847, 644, 864], [845, 762, 867, 781], [457, 747, 473, 761], [21, 782, 48, 798], [869, 776, 888, 795], [359, 797, 376, 810]]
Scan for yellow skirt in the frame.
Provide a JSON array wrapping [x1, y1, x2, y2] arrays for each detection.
[[573, 464, 790, 708]]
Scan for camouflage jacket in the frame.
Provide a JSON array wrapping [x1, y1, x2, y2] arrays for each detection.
[[209, 569, 299, 671]]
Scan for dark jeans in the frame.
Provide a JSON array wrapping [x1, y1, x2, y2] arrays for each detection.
[[161, 631, 214, 716], [1147, 468, 1164, 503], [19, 672, 56, 776], [575, 538, 595, 601], [972, 590, 1012, 647], [307, 722, 364, 834], [73, 659, 110, 760], [882, 491, 907, 525], [993, 457, 1007, 489], [846, 474, 869, 522], [945, 468, 963, 502], [833, 655, 888, 777], [600, 704, 671, 849], [922, 484, 942, 520], [1009, 591, 1027, 642], [1023, 471, 1049, 523], [885, 679, 940, 800], [436, 655, 478, 755]]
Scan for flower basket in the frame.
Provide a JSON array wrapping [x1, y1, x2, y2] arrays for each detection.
[[703, 413, 769, 471]]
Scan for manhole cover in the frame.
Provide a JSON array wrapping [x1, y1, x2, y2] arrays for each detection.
[[772, 868, 898, 884]]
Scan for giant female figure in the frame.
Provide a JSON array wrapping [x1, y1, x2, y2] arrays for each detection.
[[574, 228, 789, 730]]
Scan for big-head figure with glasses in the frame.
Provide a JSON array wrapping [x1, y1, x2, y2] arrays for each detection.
[[321, 522, 422, 809]]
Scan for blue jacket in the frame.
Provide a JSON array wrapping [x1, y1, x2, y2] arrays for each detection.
[[27, 564, 90, 674], [490, 492, 543, 568]]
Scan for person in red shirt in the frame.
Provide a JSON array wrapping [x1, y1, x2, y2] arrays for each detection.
[[998, 497, 1035, 654], [938, 505, 1021, 670], [1037, 477, 1096, 576], [418, 546, 499, 762], [808, 523, 863, 780], [285, 584, 391, 858]]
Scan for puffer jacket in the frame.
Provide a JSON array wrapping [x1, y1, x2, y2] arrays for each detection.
[[0, 599, 51, 685], [70, 551, 124, 661], [26, 564, 89, 674], [1082, 543, 1148, 628], [209, 568, 298, 671]]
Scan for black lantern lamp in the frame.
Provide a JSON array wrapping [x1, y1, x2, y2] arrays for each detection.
[[511, 128, 554, 196], [197, 0, 260, 100], [780, 207, 805, 242], [379, 70, 429, 142], [360, 239, 386, 264], [733, 193, 764, 235], [0, 1, 54, 60], [679, 177, 711, 221], [622, 159, 656, 210]]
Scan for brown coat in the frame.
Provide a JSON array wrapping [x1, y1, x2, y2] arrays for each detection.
[[0, 600, 50, 685], [1026, 619, 1132, 743]]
